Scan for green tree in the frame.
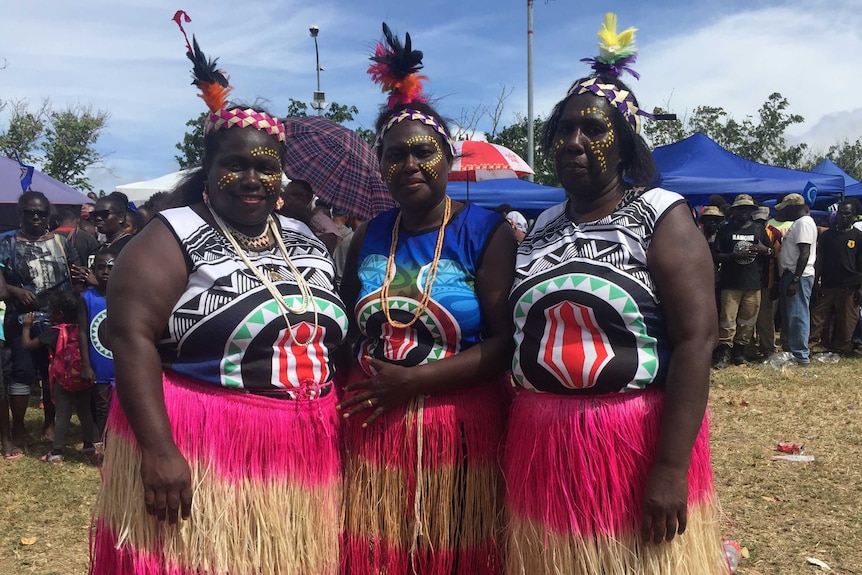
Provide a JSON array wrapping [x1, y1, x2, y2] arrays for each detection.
[[40, 106, 109, 192], [0, 99, 47, 163], [486, 114, 559, 186], [174, 112, 207, 169], [805, 138, 862, 182], [643, 92, 807, 169]]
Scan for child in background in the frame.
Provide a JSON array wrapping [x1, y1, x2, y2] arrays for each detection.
[[79, 248, 115, 443], [22, 292, 96, 464]]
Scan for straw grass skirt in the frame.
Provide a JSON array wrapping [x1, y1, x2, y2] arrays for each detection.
[[91, 370, 341, 575], [504, 389, 727, 575], [340, 366, 508, 575]]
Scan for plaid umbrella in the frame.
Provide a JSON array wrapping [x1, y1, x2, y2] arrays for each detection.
[[282, 116, 394, 220], [448, 140, 534, 182]]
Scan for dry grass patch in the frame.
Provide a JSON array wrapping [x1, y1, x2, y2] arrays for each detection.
[[1, 360, 861, 574]]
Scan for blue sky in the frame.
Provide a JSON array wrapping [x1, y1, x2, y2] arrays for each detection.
[[2, 0, 860, 194]]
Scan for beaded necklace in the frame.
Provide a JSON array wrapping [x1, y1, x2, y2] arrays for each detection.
[[380, 196, 451, 328], [227, 226, 274, 251], [207, 204, 318, 346]]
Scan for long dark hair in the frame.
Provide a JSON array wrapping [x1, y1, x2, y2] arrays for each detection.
[[541, 75, 656, 186]]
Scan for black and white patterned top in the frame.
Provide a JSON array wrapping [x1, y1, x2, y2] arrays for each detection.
[[509, 187, 685, 395], [157, 207, 348, 397]]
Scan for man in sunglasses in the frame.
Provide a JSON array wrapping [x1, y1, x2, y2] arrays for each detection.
[[0, 191, 83, 447]]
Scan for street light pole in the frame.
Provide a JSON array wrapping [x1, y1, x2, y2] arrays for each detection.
[[309, 25, 327, 116], [526, 0, 535, 182]]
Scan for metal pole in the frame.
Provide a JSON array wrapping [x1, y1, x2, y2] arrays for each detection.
[[526, 0, 535, 182], [313, 35, 322, 116]]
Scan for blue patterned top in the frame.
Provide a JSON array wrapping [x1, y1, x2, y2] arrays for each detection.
[[82, 288, 114, 384], [354, 203, 503, 375]]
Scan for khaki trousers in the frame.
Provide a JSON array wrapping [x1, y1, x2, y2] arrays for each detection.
[[719, 289, 761, 348]]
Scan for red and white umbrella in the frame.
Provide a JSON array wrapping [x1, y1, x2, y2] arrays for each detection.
[[448, 140, 534, 182]]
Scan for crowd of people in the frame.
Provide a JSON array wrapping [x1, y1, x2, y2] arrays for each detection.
[[701, 193, 862, 368], [5, 11, 828, 575]]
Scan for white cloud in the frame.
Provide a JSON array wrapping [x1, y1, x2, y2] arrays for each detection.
[[3, 0, 860, 195]]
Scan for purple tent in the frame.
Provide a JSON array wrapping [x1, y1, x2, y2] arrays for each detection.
[[0, 156, 91, 204]]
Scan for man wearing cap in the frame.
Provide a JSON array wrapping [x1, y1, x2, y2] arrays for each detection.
[[776, 193, 818, 365], [713, 194, 773, 366], [700, 205, 725, 311], [506, 210, 529, 243], [750, 206, 783, 359], [809, 199, 862, 355]]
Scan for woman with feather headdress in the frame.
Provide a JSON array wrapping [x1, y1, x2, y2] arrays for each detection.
[[89, 12, 346, 575], [336, 22, 516, 575], [503, 13, 727, 574]]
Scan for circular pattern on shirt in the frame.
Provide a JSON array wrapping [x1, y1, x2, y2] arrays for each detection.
[[89, 309, 112, 359], [512, 261, 660, 394], [221, 293, 348, 390], [356, 294, 460, 372], [732, 240, 756, 265]]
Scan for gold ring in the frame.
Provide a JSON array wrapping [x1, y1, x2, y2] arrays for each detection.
[[366, 399, 374, 408]]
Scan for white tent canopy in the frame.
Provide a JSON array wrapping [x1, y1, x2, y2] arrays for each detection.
[[114, 170, 191, 205]]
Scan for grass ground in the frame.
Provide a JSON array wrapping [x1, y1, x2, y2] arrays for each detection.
[[1, 359, 861, 574]]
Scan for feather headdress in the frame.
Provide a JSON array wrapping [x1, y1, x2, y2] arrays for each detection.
[[172, 10, 232, 113], [580, 12, 640, 80], [368, 23, 428, 108], [569, 13, 675, 133]]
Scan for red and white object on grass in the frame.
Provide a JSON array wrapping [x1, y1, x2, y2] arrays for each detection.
[[449, 140, 534, 181]]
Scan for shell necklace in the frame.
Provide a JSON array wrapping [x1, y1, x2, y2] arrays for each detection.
[[380, 196, 451, 329], [207, 203, 318, 346]]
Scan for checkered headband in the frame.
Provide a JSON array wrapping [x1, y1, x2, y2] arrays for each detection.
[[205, 108, 286, 143]]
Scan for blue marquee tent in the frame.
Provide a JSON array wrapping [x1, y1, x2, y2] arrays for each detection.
[[652, 133, 844, 206], [811, 158, 860, 187], [446, 178, 565, 218]]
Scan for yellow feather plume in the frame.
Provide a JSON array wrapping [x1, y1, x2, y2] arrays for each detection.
[[596, 12, 637, 61]]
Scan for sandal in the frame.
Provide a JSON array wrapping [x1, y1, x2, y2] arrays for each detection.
[[40, 453, 64, 465], [3, 448, 24, 461]]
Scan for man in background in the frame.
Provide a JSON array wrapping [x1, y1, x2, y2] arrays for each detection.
[[776, 193, 818, 366]]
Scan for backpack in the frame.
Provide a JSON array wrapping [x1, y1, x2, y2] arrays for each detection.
[[48, 324, 91, 392]]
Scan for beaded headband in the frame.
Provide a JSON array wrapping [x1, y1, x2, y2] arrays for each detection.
[[173, 10, 286, 143], [566, 13, 673, 134], [368, 23, 453, 153], [373, 108, 455, 157]]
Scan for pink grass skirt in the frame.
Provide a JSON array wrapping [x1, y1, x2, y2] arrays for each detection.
[[503, 389, 728, 575], [340, 366, 508, 575], [90, 370, 341, 575]]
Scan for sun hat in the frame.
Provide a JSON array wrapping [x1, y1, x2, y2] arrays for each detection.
[[775, 193, 806, 210], [752, 206, 770, 221], [730, 194, 756, 208], [506, 211, 528, 233], [700, 206, 724, 218]]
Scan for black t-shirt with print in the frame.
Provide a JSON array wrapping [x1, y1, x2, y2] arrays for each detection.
[[716, 222, 771, 290]]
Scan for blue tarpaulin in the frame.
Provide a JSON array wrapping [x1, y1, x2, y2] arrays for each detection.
[[652, 133, 844, 206], [446, 178, 566, 218]]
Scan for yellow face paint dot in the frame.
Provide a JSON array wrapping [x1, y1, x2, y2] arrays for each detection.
[[217, 173, 238, 191]]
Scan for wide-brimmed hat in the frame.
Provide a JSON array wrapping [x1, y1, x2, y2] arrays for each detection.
[[775, 193, 806, 210], [752, 206, 770, 221], [700, 206, 724, 219], [731, 194, 756, 208]]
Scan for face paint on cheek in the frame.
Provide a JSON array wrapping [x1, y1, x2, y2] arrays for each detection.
[[217, 172, 238, 191], [406, 135, 443, 179], [553, 138, 566, 153], [582, 107, 615, 174], [259, 174, 280, 195], [386, 162, 398, 185]]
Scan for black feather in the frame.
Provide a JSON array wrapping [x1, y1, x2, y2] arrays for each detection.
[[370, 22, 424, 80], [187, 36, 229, 88]]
